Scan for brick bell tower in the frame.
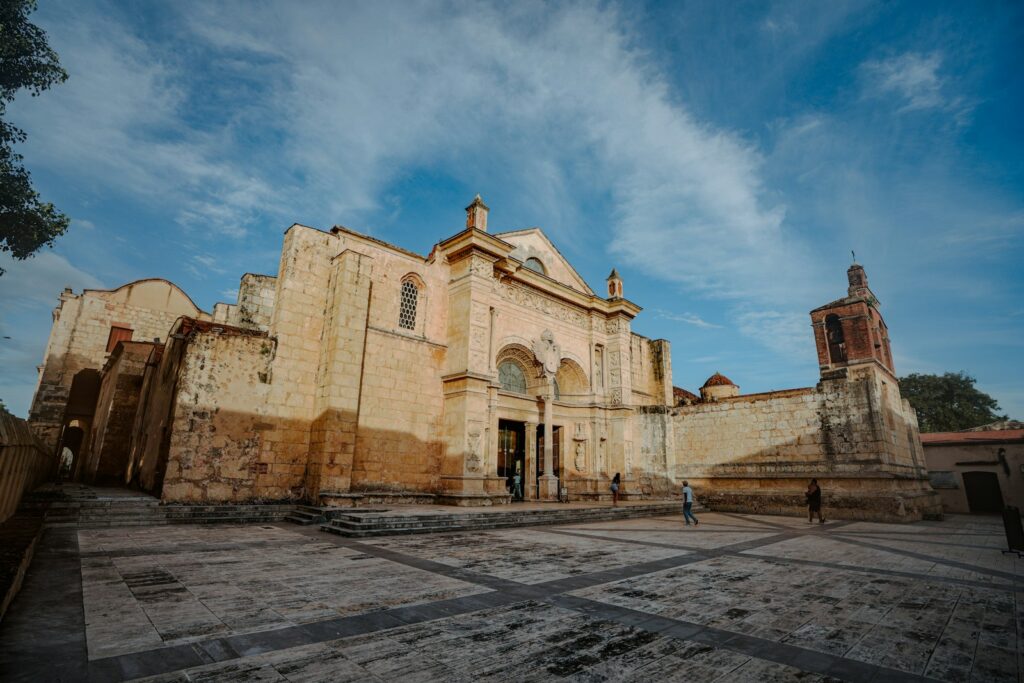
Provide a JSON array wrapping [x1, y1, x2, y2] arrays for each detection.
[[810, 260, 895, 377]]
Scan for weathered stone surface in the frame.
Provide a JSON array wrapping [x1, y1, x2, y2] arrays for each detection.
[[1, 510, 1019, 682]]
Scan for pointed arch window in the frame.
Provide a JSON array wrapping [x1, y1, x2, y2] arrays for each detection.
[[399, 279, 418, 330]]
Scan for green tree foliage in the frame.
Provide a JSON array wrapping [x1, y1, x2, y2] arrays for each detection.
[[899, 372, 1007, 433], [0, 0, 69, 275]]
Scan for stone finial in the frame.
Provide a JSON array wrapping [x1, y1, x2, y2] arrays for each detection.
[[466, 194, 489, 232], [606, 268, 623, 299]]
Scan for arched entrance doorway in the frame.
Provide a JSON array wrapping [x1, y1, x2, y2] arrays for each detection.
[[962, 471, 1003, 513], [60, 369, 102, 481]]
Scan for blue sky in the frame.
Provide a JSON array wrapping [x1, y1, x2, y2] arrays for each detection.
[[1, 0, 1022, 420]]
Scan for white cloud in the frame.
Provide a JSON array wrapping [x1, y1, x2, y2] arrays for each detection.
[[733, 307, 813, 359], [184, 1, 821, 321], [13, 1, 825, 356], [0, 251, 103, 312], [655, 309, 722, 329], [861, 51, 970, 121], [8, 1, 283, 239]]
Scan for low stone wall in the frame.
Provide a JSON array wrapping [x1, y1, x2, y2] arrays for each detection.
[[0, 410, 55, 525]]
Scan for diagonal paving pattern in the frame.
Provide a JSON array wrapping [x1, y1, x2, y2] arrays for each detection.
[[0, 512, 1021, 682]]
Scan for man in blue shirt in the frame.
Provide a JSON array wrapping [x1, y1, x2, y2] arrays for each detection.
[[682, 481, 699, 526]]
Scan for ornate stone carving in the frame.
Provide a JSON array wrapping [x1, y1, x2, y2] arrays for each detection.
[[500, 282, 588, 329], [466, 427, 483, 473], [532, 330, 561, 377], [469, 254, 493, 277], [610, 388, 622, 406], [574, 441, 586, 472]]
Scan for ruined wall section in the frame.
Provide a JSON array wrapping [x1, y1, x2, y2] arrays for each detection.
[[29, 280, 205, 454], [629, 334, 672, 407], [236, 273, 277, 331], [83, 342, 153, 485], [160, 330, 276, 503]]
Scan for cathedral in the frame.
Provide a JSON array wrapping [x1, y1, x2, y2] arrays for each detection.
[[28, 196, 942, 521]]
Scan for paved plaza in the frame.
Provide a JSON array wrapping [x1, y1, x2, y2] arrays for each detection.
[[0, 511, 1021, 682]]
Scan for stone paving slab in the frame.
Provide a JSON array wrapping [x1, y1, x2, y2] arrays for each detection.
[[77, 525, 487, 660], [1, 510, 1021, 682]]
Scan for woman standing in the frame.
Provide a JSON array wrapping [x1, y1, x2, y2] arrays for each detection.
[[611, 472, 621, 506], [806, 479, 825, 524]]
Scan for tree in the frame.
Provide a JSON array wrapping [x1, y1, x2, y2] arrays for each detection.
[[0, 0, 69, 275], [899, 372, 1007, 433]]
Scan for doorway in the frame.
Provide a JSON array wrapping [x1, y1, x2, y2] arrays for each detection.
[[535, 424, 561, 498], [498, 420, 526, 501], [962, 471, 1004, 513]]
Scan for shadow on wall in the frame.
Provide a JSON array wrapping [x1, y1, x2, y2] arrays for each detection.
[[135, 407, 449, 504]]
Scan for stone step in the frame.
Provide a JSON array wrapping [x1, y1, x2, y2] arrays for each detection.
[[319, 503, 687, 537]]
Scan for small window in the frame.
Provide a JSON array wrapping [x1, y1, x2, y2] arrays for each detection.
[[399, 280, 418, 330], [106, 325, 133, 352], [498, 361, 527, 394], [524, 257, 546, 275]]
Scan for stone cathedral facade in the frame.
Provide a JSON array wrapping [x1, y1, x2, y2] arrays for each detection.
[[28, 196, 942, 521]]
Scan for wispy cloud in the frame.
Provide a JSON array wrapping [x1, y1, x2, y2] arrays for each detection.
[[655, 310, 722, 329], [9, 1, 284, 239], [863, 52, 944, 110], [861, 51, 972, 122], [733, 308, 813, 359]]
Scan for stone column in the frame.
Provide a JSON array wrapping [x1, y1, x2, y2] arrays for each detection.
[[525, 420, 537, 499], [539, 376, 559, 500]]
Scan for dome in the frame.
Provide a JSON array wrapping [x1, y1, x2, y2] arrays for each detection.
[[702, 372, 736, 388]]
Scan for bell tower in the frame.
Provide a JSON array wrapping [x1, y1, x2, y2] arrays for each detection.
[[810, 261, 895, 376], [606, 268, 623, 299]]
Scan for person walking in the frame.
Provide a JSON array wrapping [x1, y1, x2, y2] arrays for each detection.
[[610, 472, 621, 506], [806, 479, 826, 524], [681, 480, 699, 526], [512, 472, 523, 501]]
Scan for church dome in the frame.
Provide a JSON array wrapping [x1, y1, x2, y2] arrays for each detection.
[[702, 372, 736, 388]]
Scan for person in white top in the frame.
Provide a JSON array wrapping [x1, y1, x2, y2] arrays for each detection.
[[681, 481, 699, 526]]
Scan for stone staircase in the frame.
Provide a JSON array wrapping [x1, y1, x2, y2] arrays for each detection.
[[21, 489, 297, 528], [319, 502, 691, 537]]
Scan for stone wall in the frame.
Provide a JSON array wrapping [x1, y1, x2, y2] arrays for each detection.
[[236, 273, 277, 331], [0, 409, 53, 525], [81, 342, 154, 485], [159, 327, 276, 503], [660, 364, 941, 521], [29, 279, 207, 455]]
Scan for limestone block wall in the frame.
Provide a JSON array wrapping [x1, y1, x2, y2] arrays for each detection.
[[82, 342, 153, 485], [353, 331, 446, 491], [124, 345, 163, 488], [259, 226, 335, 498], [29, 279, 207, 454], [659, 364, 940, 520], [160, 330, 276, 503], [0, 409, 53, 525], [236, 273, 277, 331], [630, 335, 672, 406]]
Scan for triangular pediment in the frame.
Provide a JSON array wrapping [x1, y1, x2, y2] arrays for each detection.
[[494, 228, 594, 295]]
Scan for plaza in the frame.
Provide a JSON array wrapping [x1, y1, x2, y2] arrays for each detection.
[[1, 510, 1020, 682]]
